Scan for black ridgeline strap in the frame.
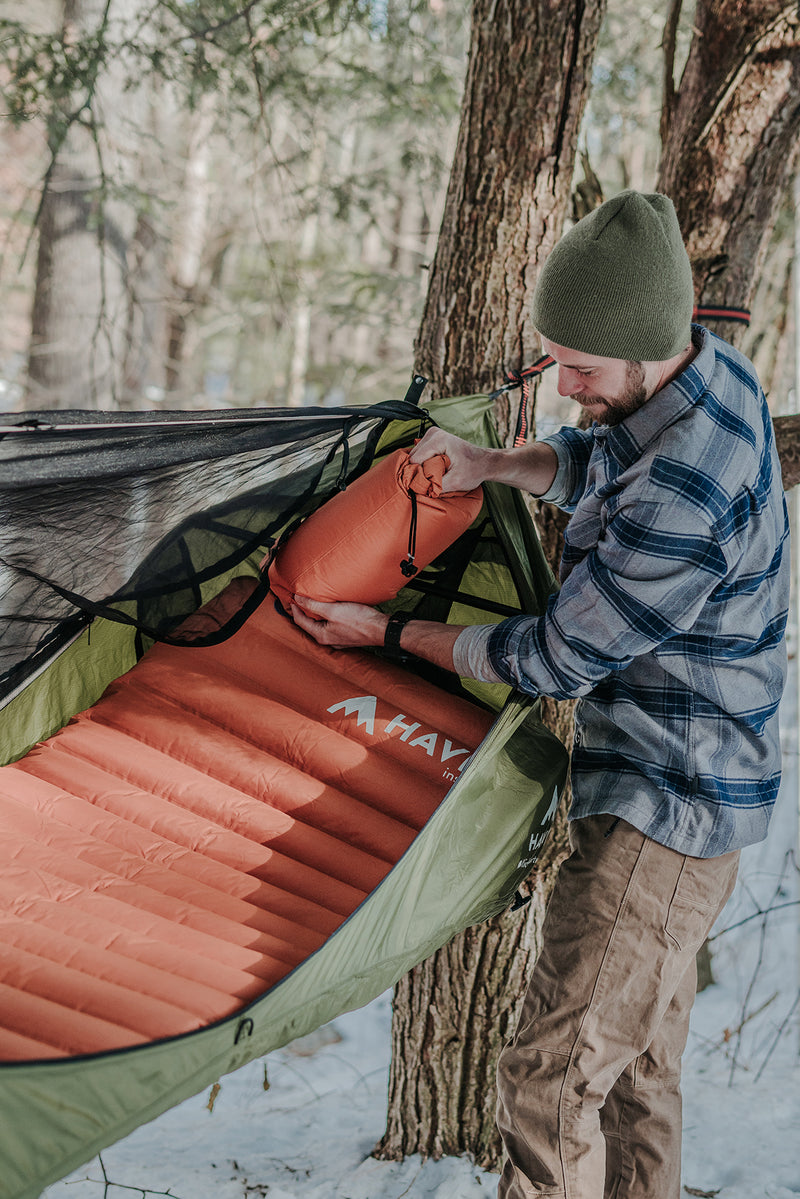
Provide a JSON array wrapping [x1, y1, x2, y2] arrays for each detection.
[[4, 559, 272, 649], [401, 489, 419, 577], [264, 415, 364, 574], [405, 573, 522, 618], [334, 416, 357, 490]]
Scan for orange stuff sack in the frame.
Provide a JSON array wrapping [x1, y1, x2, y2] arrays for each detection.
[[268, 448, 483, 609]]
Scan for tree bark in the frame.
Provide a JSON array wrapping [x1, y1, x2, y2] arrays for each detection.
[[377, 0, 606, 1169], [658, 3, 800, 468], [414, 0, 606, 401], [658, 0, 800, 353]]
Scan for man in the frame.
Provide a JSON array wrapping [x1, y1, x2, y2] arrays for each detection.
[[289, 191, 790, 1198]]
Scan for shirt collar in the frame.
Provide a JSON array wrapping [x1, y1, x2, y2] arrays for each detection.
[[594, 325, 714, 470]]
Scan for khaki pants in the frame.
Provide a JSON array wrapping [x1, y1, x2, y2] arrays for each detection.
[[496, 815, 739, 1199]]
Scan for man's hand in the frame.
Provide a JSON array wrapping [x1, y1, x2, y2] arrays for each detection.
[[408, 428, 493, 493], [288, 595, 387, 648], [289, 593, 464, 674], [410, 426, 559, 497]]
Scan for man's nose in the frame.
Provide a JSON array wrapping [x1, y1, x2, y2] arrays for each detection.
[[557, 367, 579, 397]]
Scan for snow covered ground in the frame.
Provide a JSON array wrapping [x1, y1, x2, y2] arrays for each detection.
[[43, 685, 800, 1199]]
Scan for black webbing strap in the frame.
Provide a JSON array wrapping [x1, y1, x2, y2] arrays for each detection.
[[2, 559, 273, 649], [403, 374, 428, 406]]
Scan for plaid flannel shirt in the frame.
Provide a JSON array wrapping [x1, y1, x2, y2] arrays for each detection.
[[458, 327, 790, 856]]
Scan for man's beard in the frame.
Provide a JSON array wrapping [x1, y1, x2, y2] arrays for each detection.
[[572, 361, 648, 427]]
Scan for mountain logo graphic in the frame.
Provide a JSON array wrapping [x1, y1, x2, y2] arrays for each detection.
[[326, 695, 377, 735], [327, 694, 472, 776]]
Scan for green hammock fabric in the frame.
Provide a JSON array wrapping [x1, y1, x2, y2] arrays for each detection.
[[0, 391, 568, 1199]]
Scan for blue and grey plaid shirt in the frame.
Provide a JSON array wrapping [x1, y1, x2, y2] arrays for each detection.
[[455, 327, 790, 856]]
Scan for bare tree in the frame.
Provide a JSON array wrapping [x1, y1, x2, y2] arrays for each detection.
[[26, 0, 147, 408]]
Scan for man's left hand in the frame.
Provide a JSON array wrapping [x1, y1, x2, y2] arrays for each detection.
[[288, 595, 387, 648]]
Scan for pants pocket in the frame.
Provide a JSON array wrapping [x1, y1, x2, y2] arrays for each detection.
[[664, 851, 738, 952]]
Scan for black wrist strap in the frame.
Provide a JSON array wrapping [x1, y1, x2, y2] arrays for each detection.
[[384, 610, 413, 652]]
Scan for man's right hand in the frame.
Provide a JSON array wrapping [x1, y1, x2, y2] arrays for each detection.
[[408, 427, 494, 493], [409, 426, 559, 498]]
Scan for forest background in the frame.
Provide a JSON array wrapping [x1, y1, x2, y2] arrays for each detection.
[[1, 0, 795, 418]]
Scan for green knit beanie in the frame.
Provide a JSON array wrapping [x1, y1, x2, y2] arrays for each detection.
[[532, 190, 695, 362]]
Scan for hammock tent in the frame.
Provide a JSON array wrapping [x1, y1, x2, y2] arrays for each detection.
[[0, 387, 569, 1199]]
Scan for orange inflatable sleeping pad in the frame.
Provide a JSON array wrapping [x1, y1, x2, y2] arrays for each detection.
[[0, 581, 493, 1060]]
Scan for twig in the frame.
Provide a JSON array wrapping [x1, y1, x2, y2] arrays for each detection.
[[725, 856, 795, 1084], [754, 989, 800, 1083], [67, 1152, 191, 1199], [395, 1163, 424, 1198], [723, 991, 779, 1042], [708, 899, 800, 941], [166, 0, 331, 50]]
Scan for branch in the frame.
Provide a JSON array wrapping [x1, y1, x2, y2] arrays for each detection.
[[754, 989, 800, 1082], [167, 0, 332, 49], [181, 0, 262, 43], [694, 2, 799, 148], [707, 899, 800, 941], [80, 1153, 191, 1199], [659, 0, 682, 146], [723, 853, 796, 1084]]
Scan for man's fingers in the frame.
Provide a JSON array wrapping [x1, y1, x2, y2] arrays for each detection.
[[408, 428, 452, 464], [293, 594, 324, 615], [288, 601, 338, 647]]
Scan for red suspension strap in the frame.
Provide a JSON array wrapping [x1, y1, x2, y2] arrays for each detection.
[[498, 306, 750, 446], [692, 305, 751, 326], [492, 356, 554, 447]]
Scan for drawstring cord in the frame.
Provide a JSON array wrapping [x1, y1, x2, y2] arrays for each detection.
[[401, 489, 418, 577]]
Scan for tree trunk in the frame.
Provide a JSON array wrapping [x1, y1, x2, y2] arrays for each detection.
[[380, 0, 800, 1174], [164, 97, 216, 399], [287, 133, 326, 407], [658, 0, 800, 354], [658, 2, 800, 468], [377, 0, 607, 1169], [414, 0, 606, 400], [380, 846, 566, 1164], [25, 0, 146, 409]]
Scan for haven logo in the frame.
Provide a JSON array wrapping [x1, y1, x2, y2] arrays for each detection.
[[516, 785, 560, 871], [327, 695, 472, 781]]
